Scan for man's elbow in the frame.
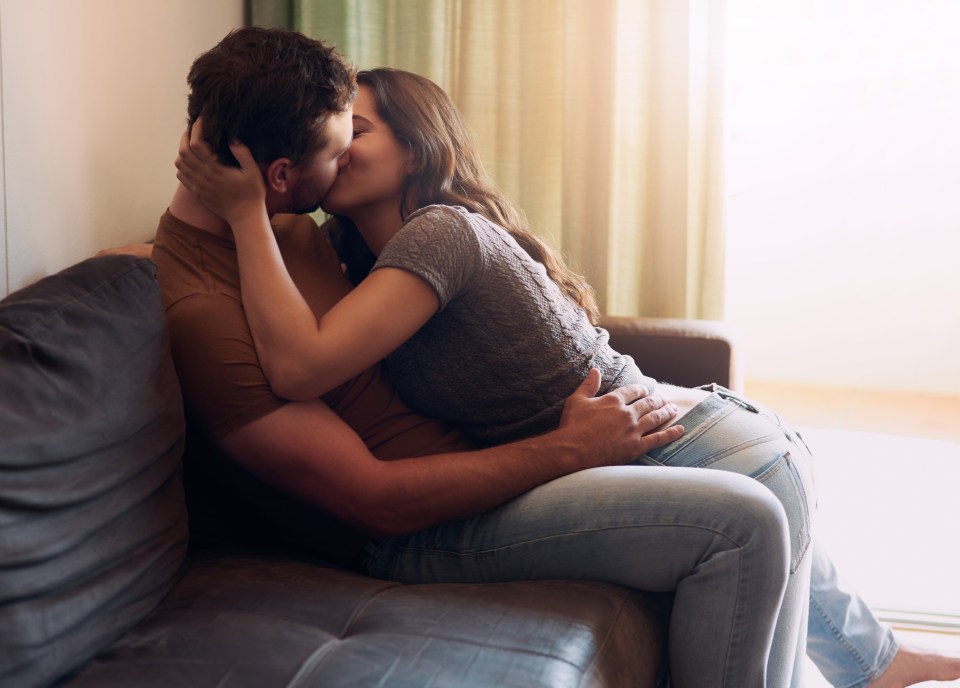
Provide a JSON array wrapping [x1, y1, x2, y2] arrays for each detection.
[[340, 492, 429, 539]]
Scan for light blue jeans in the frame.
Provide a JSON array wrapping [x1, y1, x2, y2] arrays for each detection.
[[666, 388, 898, 688], [365, 389, 894, 687], [808, 545, 899, 688]]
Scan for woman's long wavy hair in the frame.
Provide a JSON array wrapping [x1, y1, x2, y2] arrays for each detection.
[[328, 68, 600, 323]]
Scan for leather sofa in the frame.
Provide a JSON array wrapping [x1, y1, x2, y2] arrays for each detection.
[[1, 254, 739, 688]]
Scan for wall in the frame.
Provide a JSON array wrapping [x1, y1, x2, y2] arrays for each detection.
[[0, 0, 243, 296]]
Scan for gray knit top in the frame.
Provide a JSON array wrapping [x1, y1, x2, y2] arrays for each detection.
[[372, 204, 657, 445]]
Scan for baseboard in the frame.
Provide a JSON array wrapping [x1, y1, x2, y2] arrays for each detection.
[[876, 609, 960, 634]]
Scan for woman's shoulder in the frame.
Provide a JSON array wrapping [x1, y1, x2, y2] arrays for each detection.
[[406, 204, 505, 242], [406, 203, 473, 227], [401, 204, 485, 242]]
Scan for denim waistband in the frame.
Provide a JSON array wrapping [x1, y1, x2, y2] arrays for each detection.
[[676, 386, 734, 427], [644, 384, 752, 461]]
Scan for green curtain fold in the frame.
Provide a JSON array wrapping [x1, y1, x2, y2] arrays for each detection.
[[260, 0, 726, 320]]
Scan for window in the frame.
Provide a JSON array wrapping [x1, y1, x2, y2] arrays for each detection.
[[724, 1, 960, 397]]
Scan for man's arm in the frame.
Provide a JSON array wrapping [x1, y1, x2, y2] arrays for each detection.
[[219, 369, 682, 537], [96, 242, 154, 258]]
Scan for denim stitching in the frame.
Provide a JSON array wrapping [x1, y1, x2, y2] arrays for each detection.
[[809, 593, 875, 688]]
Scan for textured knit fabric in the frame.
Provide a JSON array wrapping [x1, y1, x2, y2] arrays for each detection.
[[373, 205, 658, 444]]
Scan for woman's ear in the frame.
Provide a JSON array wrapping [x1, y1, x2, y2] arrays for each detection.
[[399, 138, 419, 175], [264, 158, 293, 194], [404, 154, 419, 175]]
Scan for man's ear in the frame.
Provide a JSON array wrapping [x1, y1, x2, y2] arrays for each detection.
[[264, 158, 295, 194]]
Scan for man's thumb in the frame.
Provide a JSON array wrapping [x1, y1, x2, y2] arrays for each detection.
[[576, 368, 602, 398]]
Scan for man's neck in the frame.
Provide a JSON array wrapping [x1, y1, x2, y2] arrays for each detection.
[[168, 184, 235, 239]]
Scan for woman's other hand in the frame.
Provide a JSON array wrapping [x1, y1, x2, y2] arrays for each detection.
[[175, 116, 266, 226]]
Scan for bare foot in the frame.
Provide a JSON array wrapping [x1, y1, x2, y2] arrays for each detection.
[[868, 642, 960, 688]]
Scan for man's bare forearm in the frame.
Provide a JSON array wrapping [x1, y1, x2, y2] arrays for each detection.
[[357, 430, 599, 536], [222, 372, 683, 538]]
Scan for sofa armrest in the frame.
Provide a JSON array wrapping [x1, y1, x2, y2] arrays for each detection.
[[601, 316, 743, 392]]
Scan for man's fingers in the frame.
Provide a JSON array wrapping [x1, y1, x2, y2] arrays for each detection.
[[630, 393, 666, 414], [638, 425, 685, 453], [633, 397, 679, 431], [611, 382, 652, 405]]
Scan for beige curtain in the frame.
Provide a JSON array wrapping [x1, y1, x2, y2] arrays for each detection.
[[295, 0, 726, 319]]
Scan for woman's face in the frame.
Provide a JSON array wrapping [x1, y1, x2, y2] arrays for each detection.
[[321, 85, 413, 218]]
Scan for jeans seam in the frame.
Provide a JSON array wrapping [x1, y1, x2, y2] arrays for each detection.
[[683, 431, 783, 470], [724, 548, 745, 688], [758, 453, 812, 573], [393, 522, 749, 561], [810, 593, 875, 687]]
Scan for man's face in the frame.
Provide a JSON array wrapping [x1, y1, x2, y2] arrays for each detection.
[[286, 108, 353, 215]]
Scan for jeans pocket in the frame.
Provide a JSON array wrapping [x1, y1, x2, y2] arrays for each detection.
[[754, 451, 812, 574]]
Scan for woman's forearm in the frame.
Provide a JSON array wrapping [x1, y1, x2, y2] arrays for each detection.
[[230, 211, 339, 397], [230, 212, 439, 400]]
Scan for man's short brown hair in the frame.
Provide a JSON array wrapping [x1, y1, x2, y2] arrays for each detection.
[[187, 27, 356, 167]]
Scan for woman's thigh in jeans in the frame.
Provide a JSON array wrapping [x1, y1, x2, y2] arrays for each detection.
[[644, 388, 815, 573], [364, 456, 794, 687], [365, 464, 785, 591]]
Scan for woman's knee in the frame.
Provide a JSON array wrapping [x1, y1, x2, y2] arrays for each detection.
[[715, 472, 792, 577], [753, 451, 814, 572]]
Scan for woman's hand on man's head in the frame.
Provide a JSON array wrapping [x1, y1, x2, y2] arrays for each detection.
[[175, 116, 267, 227]]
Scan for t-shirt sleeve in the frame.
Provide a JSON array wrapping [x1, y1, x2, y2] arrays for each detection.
[[372, 205, 484, 308], [165, 292, 287, 439]]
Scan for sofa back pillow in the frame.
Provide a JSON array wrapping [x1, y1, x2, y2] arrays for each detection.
[[0, 255, 188, 688]]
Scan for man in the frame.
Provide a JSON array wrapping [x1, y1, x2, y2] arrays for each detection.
[[109, 26, 959, 688]]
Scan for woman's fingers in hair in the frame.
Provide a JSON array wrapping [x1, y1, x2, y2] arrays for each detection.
[[227, 139, 257, 173]]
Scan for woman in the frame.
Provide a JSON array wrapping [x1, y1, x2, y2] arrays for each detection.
[[175, 68, 957, 688]]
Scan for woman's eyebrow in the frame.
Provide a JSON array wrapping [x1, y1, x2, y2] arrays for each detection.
[[352, 115, 373, 126]]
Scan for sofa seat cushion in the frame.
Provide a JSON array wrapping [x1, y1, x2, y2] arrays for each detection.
[[64, 557, 668, 687], [0, 255, 188, 688]]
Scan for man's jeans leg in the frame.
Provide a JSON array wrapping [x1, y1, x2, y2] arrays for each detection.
[[366, 465, 792, 688]]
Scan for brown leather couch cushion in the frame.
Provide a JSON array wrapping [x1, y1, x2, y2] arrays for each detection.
[[0, 256, 188, 688], [65, 558, 669, 687]]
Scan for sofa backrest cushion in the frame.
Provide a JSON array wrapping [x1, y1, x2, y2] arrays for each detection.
[[0, 255, 188, 688]]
